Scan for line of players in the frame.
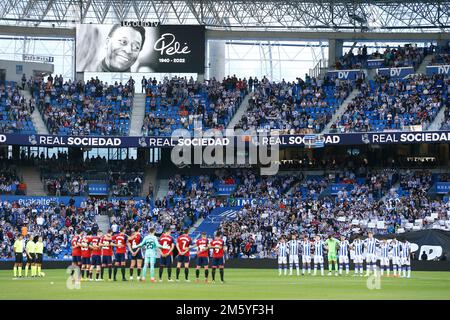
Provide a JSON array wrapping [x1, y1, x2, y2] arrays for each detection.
[[275, 232, 413, 278], [70, 226, 227, 283]]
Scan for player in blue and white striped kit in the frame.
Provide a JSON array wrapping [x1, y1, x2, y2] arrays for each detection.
[[390, 238, 402, 277], [351, 236, 364, 276], [275, 236, 288, 276], [338, 236, 350, 275], [379, 239, 391, 276], [313, 235, 325, 276], [301, 236, 312, 276], [401, 239, 412, 278], [364, 232, 380, 276], [287, 234, 300, 276]]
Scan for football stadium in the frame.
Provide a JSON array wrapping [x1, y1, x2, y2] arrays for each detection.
[[0, 0, 449, 303]]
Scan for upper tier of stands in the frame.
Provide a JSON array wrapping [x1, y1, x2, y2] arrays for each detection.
[[332, 44, 432, 70], [142, 76, 246, 136], [331, 74, 448, 133], [31, 75, 134, 136], [0, 81, 36, 134], [233, 75, 351, 134]]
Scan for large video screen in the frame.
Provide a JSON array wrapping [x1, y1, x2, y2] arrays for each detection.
[[76, 24, 205, 73]]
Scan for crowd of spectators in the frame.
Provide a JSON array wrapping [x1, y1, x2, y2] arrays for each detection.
[[0, 81, 35, 134], [219, 169, 448, 258], [234, 75, 351, 134], [0, 162, 26, 195], [142, 75, 245, 136], [36, 154, 145, 197], [0, 166, 448, 260], [0, 198, 97, 259], [167, 174, 216, 200], [30, 75, 134, 136], [331, 74, 447, 133], [230, 170, 299, 199], [333, 44, 429, 70]]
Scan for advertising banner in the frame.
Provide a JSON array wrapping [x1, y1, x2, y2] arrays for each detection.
[[366, 59, 384, 69], [426, 65, 450, 76], [327, 69, 362, 80], [88, 183, 109, 195], [0, 196, 87, 207], [376, 67, 414, 79], [436, 182, 450, 194], [1, 131, 450, 148]]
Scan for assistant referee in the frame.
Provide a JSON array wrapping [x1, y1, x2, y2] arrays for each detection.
[[25, 235, 36, 277], [35, 236, 44, 277], [13, 234, 24, 278]]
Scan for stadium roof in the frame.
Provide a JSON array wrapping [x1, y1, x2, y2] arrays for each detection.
[[0, 0, 448, 32]]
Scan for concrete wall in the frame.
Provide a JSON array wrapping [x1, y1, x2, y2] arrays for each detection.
[[0, 59, 54, 83]]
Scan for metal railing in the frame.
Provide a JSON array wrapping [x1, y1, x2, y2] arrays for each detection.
[[309, 59, 328, 79]]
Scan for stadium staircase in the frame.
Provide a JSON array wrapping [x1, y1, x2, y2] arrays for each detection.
[[21, 166, 44, 195], [188, 217, 205, 238], [428, 107, 447, 131], [155, 179, 169, 200], [129, 93, 146, 136], [95, 215, 110, 233], [20, 89, 49, 134], [226, 94, 251, 130], [141, 167, 158, 198], [321, 88, 359, 134], [416, 54, 434, 75], [191, 207, 239, 238]]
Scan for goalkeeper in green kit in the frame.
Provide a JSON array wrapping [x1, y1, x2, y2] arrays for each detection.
[[325, 235, 339, 276], [133, 227, 169, 283]]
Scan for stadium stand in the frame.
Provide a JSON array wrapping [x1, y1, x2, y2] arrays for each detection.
[[333, 44, 431, 70], [0, 81, 36, 134], [142, 76, 246, 136], [233, 75, 351, 134], [330, 74, 448, 132], [31, 75, 134, 136]]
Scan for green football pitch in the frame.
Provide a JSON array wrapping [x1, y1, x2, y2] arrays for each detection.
[[1, 269, 450, 300]]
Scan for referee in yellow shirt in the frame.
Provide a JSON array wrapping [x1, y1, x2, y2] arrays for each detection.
[[25, 235, 36, 277], [13, 234, 24, 278], [35, 236, 44, 277]]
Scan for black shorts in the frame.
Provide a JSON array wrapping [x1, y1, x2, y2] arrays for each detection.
[[91, 255, 101, 266], [15, 253, 23, 263], [27, 253, 36, 263], [36, 254, 43, 264], [177, 255, 190, 264], [72, 256, 81, 264], [160, 255, 172, 266], [115, 253, 126, 263], [81, 257, 91, 265], [102, 256, 113, 265], [196, 257, 209, 267], [129, 250, 143, 261], [212, 257, 224, 267]]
